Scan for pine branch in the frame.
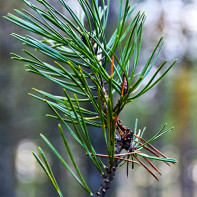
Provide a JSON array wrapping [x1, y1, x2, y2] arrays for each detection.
[[6, 0, 178, 196]]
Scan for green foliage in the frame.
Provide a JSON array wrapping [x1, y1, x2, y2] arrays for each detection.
[[6, 0, 177, 196]]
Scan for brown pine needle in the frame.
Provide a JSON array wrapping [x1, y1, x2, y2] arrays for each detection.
[[143, 157, 162, 176], [134, 134, 171, 167], [134, 134, 166, 157], [111, 56, 114, 77], [120, 72, 127, 96], [137, 142, 160, 157], [134, 155, 159, 181], [114, 115, 119, 131], [121, 84, 124, 97]]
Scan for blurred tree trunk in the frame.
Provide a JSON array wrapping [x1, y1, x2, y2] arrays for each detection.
[[0, 20, 16, 197], [173, 65, 194, 197]]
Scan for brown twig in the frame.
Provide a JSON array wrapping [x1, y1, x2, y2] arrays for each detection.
[[87, 153, 139, 164]]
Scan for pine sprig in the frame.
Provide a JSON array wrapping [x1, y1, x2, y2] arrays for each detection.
[[6, 0, 177, 196]]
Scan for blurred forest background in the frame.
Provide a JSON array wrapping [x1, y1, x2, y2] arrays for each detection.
[[0, 0, 197, 196]]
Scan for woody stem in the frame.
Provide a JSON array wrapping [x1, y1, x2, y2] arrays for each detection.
[[92, 140, 123, 197]]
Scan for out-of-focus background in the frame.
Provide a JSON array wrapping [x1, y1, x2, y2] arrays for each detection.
[[0, 0, 197, 196]]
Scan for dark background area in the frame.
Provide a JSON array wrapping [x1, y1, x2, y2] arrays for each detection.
[[0, 0, 197, 196]]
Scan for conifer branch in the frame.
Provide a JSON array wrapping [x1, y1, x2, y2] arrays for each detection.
[[6, 0, 178, 196]]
